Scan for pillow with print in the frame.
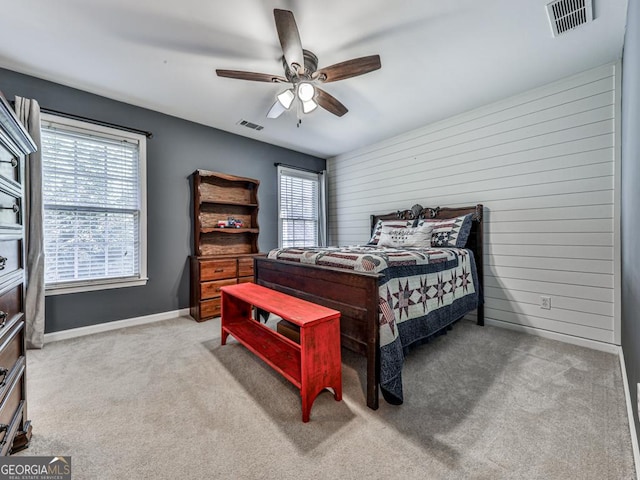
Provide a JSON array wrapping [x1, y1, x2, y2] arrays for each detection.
[[368, 219, 414, 245], [378, 223, 434, 248], [418, 214, 473, 247]]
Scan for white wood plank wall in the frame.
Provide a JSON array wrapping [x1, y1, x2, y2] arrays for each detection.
[[327, 64, 619, 345]]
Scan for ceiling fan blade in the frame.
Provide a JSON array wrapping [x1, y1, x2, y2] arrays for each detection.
[[267, 100, 287, 119], [216, 70, 286, 83], [315, 88, 348, 117], [274, 9, 305, 75], [314, 55, 381, 83]]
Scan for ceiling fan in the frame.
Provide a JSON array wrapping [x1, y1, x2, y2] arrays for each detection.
[[216, 9, 381, 122]]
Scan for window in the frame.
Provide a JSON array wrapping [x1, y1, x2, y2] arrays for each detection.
[[41, 114, 147, 294], [277, 165, 326, 247]]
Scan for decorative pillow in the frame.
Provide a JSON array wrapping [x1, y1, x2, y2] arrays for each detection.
[[378, 224, 434, 248], [417, 214, 473, 247], [368, 219, 414, 245]]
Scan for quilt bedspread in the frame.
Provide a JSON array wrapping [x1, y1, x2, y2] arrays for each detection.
[[267, 245, 480, 404]]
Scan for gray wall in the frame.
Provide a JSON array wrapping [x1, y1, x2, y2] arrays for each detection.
[[0, 68, 325, 333], [622, 0, 640, 444]]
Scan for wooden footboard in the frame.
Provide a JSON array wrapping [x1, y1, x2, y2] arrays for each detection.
[[254, 257, 383, 409]]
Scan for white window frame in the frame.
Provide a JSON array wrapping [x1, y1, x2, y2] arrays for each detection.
[[277, 165, 327, 248], [41, 113, 148, 295]]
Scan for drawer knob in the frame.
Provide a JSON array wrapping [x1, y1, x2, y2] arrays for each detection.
[[0, 257, 5, 270], [0, 158, 18, 168], [0, 311, 7, 327], [214, 268, 224, 273], [0, 204, 18, 214]]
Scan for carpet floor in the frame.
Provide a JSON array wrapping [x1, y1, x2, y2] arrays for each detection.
[[16, 316, 636, 479]]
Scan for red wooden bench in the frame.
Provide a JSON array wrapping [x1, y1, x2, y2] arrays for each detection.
[[220, 282, 342, 422]]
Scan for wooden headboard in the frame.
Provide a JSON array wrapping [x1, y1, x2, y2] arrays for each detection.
[[370, 204, 484, 324]]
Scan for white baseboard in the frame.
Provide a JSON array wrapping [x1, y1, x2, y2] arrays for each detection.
[[43, 308, 192, 343], [619, 347, 640, 480], [484, 318, 620, 354]]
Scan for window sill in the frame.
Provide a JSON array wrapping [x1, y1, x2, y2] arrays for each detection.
[[45, 277, 149, 296]]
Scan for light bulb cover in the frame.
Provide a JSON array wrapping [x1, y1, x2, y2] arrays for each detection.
[[267, 100, 287, 119], [297, 83, 315, 102], [302, 99, 318, 114], [277, 89, 295, 109]]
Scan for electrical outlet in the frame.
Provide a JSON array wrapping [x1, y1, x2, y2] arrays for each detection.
[[540, 296, 551, 310]]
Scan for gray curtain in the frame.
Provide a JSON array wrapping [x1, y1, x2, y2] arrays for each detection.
[[318, 170, 328, 246], [14, 96, 45, 349]]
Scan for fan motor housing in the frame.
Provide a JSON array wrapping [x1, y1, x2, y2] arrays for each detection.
[[283, 49, 318, 81]]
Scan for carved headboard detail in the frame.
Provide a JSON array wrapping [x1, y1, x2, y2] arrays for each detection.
[[395, 204, 441, 221], [377, 203, 483, 226]]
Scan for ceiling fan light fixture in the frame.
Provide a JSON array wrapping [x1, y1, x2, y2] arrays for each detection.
[[277, 89, 295, 109], [302, 99, 318, 114], [216, 10, 379, 122], [297, 82, 315, 102]]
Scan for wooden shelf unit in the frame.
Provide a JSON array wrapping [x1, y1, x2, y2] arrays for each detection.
[[220, 282, 342, 422], [193, 170, 260, 257], [190, 170, 263, 321]]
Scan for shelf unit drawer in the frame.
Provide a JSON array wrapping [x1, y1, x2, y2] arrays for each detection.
[[0, 321, 22, 384], [0, 190, 20, 228], [201, 278, 237, 300], [200, 259, 237, 281], [0, 284, 21, 328], [200, 298, 221, 319], [0, 361, 24, 455], [238, 257, 254, 277], [0, 146, 19, 185], [0, 240, 21, 280]]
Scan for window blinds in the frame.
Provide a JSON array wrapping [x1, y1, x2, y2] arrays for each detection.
[[278, 167, 322, 248], [41, 123, 141, 285]]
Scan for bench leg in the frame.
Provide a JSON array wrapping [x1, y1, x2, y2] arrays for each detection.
[[301, 391, 312, 423], [220, 291, 252, 346], [334, 383, 342, 402], [301, 383, 343, 422]]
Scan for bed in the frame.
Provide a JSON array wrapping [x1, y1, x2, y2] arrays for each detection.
[[254, 204, 484, 409]]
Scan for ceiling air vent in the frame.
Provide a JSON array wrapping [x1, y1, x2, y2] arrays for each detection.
[[546, 0, 593, 37], [237, 119, 264, 131]]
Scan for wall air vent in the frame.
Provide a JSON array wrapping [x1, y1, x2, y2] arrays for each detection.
[[237, 119, 264, 131], [546, 0, 593, 37]]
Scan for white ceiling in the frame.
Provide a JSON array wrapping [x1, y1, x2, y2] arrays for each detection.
[[0, 0, 629, 158]]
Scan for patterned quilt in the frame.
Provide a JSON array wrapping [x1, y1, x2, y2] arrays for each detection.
[[268, 245, 481, 404]]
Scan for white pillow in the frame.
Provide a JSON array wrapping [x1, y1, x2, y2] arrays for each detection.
[[368, 219, 414, 245], [378, 224, 434, 248]]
